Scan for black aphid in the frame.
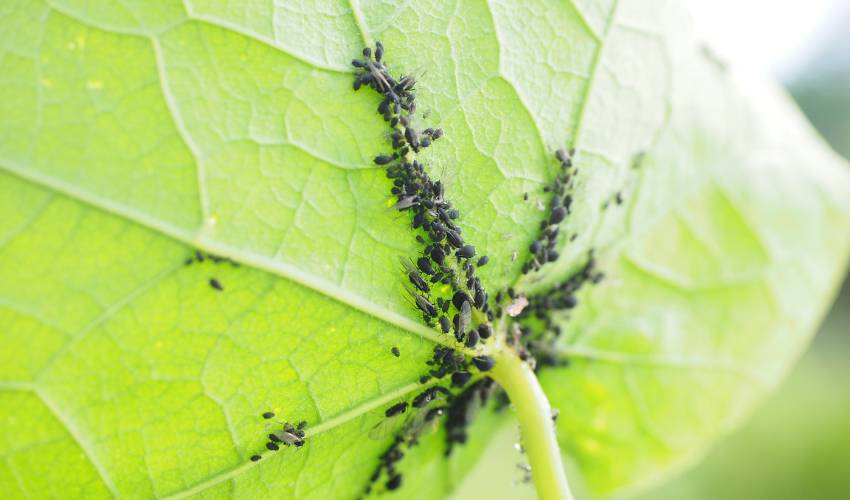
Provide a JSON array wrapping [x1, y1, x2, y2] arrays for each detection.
[[391, 346, 400, 357], [262, 411, 275, 419], [451, 371, 471, 388], [456, 245, 476, 259], [250, 454, 261, 462], [439, 316, 451, 333], [385, 402, 409, 417], [550, 206, 567, 224], [209, 278, 223, 291], [445, 229, 463, 248], [386, 474, 402, 491], [417, 257, 435, 275], [472, 355, 495, 371], [374, 153, 397, 165], [477, 323, 492, 339], [465, 329, 479, 348], [266, 442, 279, 451], [476, 255, 489, 267]]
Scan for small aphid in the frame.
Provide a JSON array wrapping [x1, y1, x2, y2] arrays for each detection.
[[456, 245, 476, 259], [209, 278, 223, 291], [419, 375, 432, 384], [550, 206, 567, 224], [431, 129, 444, 140], [457, 301, 471, 335], [250, 455, 261, 462], [465, 329, 479, 348], [472, 355, 495, 371], [375, 41, 384, 62], [385, 402, 409, 417], [266, 442, 279, 451], [297, 421, 307, 430], [386, 474, 402, 491], [431, 246, 446, 265], [439, 316, 451, 334], [408, 271, 429, 293], [391, 346, 400, 357], [414, 294, 437, 317], [445, 229, 463, 248], [417, 257, 435, 275], [476, 255, 489, 267], [523, 192, 529, 201], [477, 323, 492, 339], [262, 411, 275, 419], [615, 191, 624, 205], [374, 153, 396, 165], [529, 240, 541, 254], [452, 291, 471, 310], [451, 371, 471, 387], [555, 148, 572, 166]]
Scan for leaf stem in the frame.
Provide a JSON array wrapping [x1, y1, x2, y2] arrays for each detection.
[[490, 352, 573, 500]]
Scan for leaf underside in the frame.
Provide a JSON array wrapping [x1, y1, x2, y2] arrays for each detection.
[[1, 0, 848, 498]]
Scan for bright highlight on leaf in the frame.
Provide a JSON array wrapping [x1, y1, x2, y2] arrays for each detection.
[[1, 0, 849, 499]]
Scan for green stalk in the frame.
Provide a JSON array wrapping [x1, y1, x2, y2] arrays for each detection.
[[490, 352, 573, 500]]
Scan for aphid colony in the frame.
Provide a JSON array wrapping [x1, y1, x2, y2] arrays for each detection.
[[352, 42, 494, 352], [183, 250, 239, 292], [516, 254, 604, 368], [365, 377, 497, 495], [249, 412, 307, 462], [352, 41, 504, 495], [521, 148, 577, 274]]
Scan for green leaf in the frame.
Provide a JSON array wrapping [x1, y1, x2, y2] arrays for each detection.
[[0, 0, 848, 499]]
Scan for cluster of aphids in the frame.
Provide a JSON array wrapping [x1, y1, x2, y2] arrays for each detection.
[[249, 412, 307, 462], [353, 41, 502, 496], [521, 149, 577, 274], [183, 250, 239, 292], [352, 43, 495, 352], [366, 396, 449, 494], [518, 254, 604, 368]]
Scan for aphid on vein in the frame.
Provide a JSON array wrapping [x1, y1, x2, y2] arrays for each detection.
[[386, 474, 402, 490], [271, 423, 305, 447], [472, 355, 495, 371], [371, 399, 444, 440], [385, 401, 408, 418], [209, 278, 223, 291], [250, 455, 261, 462]]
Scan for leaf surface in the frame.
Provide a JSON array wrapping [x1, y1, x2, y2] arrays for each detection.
[[0, 0, 848, 498]]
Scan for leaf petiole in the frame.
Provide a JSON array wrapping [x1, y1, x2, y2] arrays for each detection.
[[490, 352, 573, 500]]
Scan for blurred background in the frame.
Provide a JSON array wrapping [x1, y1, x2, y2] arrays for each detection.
[[453, 1, 850, 498]]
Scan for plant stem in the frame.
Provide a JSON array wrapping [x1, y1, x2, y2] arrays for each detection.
[[490, 352, 573, 500]]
